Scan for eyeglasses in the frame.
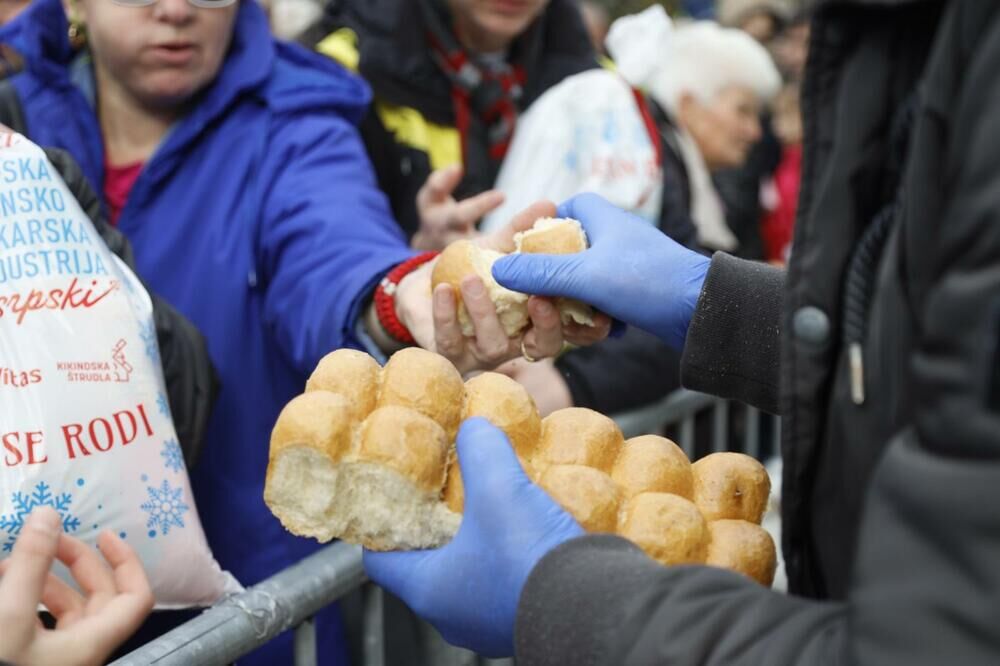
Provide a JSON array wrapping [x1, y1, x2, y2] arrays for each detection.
[[111, 0, 237, 8]]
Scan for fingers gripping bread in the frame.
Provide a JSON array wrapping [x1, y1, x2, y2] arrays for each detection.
[[430, 218, 595, 338]]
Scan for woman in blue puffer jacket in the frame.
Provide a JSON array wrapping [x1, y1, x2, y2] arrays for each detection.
[[0, 0, 604, 661]]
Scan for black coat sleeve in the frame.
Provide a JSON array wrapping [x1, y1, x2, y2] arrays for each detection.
[[45, 148, 219, 467], [681, 252, 784, 414], [515, 8, 1000, 662]]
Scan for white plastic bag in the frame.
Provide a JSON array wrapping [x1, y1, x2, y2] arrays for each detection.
[[0, 133, 240, 607], [482, 68, 662, 232]]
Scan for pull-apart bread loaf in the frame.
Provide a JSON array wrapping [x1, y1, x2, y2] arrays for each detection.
[[266, 347, 777, 586]]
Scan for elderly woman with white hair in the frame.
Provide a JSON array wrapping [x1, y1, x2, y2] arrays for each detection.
[[497, 7, 783, 418], [614, 6, 782, 252]]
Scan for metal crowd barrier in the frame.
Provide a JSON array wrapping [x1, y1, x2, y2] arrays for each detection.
[[114, 390, 775, 665], [111, 543, 372, 666], [613, 389, 779, 461]]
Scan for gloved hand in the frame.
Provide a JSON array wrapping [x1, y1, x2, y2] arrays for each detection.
[[363, 418, 584, 658], [492, 193, 711, 349]]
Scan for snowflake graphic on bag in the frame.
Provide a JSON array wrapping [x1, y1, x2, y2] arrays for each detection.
[[140, 479, 189, 537], [0, 482, 81, 552], [0, 135, 240, 607], [161, 439, 184, 473]]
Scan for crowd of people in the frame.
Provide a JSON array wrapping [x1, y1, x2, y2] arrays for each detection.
[[1, 0, 999, 665]]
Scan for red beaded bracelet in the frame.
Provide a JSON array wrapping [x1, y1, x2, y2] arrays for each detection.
[[374, 251, 440, 345]]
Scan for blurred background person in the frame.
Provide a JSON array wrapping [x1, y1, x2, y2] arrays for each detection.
[[760, 81, 802, 265], [0, 0, 592, 662], [579, 0, 610, 57], [501, 8, 781, 418], [305, 0, 598, 251], [717, 0, 792, 44], [713, 0, 799, 262], [770, 8, 810, 82]]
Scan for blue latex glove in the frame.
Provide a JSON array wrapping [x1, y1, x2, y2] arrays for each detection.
[[363, 418, 584, 658], [492, 193, 711, 349]]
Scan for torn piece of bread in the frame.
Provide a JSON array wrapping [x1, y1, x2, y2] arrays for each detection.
[[265, 348, 462, 551], [431, 217, 595, 338], [431, 239, 530, 337], [514, 218, 595, 327]]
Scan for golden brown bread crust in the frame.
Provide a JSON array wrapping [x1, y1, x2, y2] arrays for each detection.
[[705, 519, 777, 586], [431, 240, 479, 294], [536, 407, 624, 474], [513, 218, 587, 254], [462, 372, 542, 460], [538, 464, 622, 533], [359, 406, 450, 495], [617, 492, 710, 565], [267, 391, 355, 462], [515, 219, 595, 327], [692, 452, 771, 523], [377, 347, 465, 439], [444, 372, 544, 513], [612, 435, 693, 500], [442, 458, 464, 514], [305, 349, 381, 421]]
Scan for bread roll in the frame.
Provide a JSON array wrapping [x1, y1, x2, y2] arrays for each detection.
[[535, 407, 624, 475], [266, 350, 464, 551], [612, 435, 693, 500], [513, 218, 595, 326], [431, 239, 530, 337], [538, 464, 621, 533], [692, 452, 771, 523], [431, 218, 595, 338], [341, 406, 460, 551], [706, 520, 777, 587], [444, 372, 543, 513], [513, 217, 587, 254], [305, 349, 380, 421], [377, 347, 465, 439], [358, 406, 450, 495], [617, 493, 709, 566], [264, 391, 356, 543], [462, 372, 542, 460]]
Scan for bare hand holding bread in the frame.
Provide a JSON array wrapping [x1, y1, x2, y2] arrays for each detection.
[[393, 205, 610, 375]]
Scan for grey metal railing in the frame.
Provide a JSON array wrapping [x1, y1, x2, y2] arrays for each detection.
[[116, 390, 775, 665], [612, 389, 779, 460], [111, 542, 369, 666]]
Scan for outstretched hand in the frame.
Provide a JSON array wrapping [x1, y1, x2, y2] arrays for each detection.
[[364, 418, 584, 657], [412, 165, 504, 251], [0, 508, 154, 666]]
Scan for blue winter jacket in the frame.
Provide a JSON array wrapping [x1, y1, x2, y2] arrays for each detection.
[[2, 0, 413, 661]]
